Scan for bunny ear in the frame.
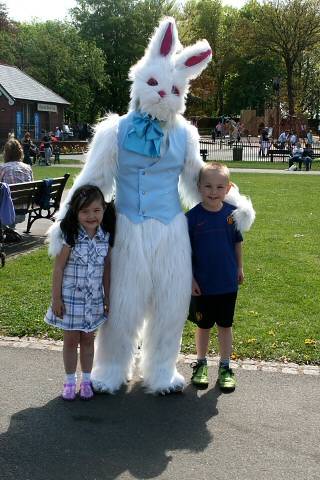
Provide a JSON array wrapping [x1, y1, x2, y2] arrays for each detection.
[[160, 22, 174, 56], [146, 17, 179, 59], [175, 40, 212, 80], [185, 49, 212, 66]]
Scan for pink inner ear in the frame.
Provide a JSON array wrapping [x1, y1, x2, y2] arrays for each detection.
[[185, 49, 212, 67], [160, 23, 173, 56]]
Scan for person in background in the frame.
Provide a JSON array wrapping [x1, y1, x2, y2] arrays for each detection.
[[55, 127, 62, 141], [289, 131, 298, 149], [22, 132, 36, 165], [0, 139, 33, 185], [288, 142, 304, 169], [215, 121, 222, 139], [0, 139, 33, 234], [306, 129, 313, 146], [41, 131, 52, 166], [301, 143, 313, 171], [278, 130, 288, 149], [259, 128, 270, 157]]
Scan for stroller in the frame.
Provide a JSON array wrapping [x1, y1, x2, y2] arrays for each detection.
[[0, 219, 5, 267], [0, 182, 21, 267]]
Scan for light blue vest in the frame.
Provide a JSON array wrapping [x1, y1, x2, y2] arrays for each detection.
[[116, 111, 187, 224]]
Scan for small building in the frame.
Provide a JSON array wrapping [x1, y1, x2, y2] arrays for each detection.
[[0, 64, 70, 142]]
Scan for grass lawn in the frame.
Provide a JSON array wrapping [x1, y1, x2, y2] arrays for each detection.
[[32, 166, 81, 183], [55, 157, 85, 165], [224, 160, 320, 170], [1, 173, 319, 364]]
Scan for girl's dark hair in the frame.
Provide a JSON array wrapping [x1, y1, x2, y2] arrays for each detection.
[[60, 185, 116, 247]]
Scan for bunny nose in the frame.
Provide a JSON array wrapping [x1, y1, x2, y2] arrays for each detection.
[[158, 90, 166, 98]]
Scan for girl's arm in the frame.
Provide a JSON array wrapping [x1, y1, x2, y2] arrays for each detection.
[[103, 249, 111, 312], [235, 241, 244, 284], [51, 245, 71, 317]]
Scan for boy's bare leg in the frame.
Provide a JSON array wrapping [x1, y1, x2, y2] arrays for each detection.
[[195, 327, 211, 359], [217, 326, 233, 360]]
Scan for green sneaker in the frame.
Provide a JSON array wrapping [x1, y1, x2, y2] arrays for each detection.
[[191, 362, 209, 389], [218, 366, 236, 391]]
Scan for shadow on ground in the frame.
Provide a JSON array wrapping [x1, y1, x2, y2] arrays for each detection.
[[1, 382, 221, 480], [4, 233, 46, 258]]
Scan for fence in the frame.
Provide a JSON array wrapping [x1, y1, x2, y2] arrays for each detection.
[[199, 137, 320, 163]]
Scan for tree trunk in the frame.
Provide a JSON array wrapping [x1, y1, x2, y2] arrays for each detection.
[[217, 75, 225, 116], [286, 60, 295, 116]]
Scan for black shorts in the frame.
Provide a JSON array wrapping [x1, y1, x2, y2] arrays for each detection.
[[189, 292, 237, 329]]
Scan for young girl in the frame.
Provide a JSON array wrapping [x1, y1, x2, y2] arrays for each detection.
[[45, 185, 115, 401]]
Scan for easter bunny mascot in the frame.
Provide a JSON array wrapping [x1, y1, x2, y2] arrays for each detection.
[[48, 17, 255, 395]]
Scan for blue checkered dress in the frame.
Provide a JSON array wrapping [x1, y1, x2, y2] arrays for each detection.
[[45, 226, 109, 332]]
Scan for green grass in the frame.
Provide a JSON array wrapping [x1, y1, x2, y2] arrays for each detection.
[[32, 166, 81, 183], [55, 157, 84, 165], [223, 160, 320, 170], [1, 173, 319, 364]]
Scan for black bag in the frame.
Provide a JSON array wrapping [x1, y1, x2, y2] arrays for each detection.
[[4, 227, 22, 243]]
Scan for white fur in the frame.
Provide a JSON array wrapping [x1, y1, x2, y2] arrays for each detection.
[[48, 17, 253, 395], [179, 119, 204, 208], [225, 186, 256, 233], [91, 213, 192, 394]]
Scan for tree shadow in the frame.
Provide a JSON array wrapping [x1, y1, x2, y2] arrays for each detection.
[[1, 381, 221, 479]]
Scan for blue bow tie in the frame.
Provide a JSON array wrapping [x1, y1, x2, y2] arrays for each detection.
[[124, 112, 164, 158]]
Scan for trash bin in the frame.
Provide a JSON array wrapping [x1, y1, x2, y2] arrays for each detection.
[[233, 146, 243, 161]]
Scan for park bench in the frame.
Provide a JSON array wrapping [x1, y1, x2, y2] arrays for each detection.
[[9, 174, 70, 233], [268, 148, 291, 162]]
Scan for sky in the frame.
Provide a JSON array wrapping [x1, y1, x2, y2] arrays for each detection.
[[5, 0, 247, 22]]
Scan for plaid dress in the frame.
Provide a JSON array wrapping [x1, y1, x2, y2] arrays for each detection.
[[45, 226, 109, 332]]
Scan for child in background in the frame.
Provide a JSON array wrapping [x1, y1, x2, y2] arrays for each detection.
[[186, 163, 244, 392], [45, 185, 115, 401]]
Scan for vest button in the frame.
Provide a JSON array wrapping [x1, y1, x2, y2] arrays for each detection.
[[142, 191, 146, 195]]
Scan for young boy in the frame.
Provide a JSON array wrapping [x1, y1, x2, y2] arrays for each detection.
[[186, 163, 244, 391]]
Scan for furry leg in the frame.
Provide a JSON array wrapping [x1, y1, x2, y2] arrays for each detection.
[[139, 215, 192, 394], [91, 215, 151, 393]]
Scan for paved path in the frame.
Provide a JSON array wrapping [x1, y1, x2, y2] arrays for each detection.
[[0, 340, 319, 480]]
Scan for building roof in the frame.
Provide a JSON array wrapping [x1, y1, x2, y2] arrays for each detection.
[[0, 64, 70, 105]]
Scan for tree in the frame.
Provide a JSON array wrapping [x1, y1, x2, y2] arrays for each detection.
[[0, 2, 13, 31], [179, 0, 223, 116], [12, 21, 107, 122], [254, 0, 320, 116], [71, 0, 176, 113], [221, 0, 283, 116]]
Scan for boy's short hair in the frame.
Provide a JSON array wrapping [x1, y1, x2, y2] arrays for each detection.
[[198, 162, 230, 184]]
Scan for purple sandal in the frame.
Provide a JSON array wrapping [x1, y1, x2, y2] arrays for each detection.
[[62, 383, 76, 401], [79, 381, 94, 400]]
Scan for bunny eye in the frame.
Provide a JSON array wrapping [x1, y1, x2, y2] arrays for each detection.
[[147, 78, 158, 86], [172, 85, 180, 95]]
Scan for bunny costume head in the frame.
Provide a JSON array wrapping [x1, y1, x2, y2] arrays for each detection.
[[129, 17, 212, 123]]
